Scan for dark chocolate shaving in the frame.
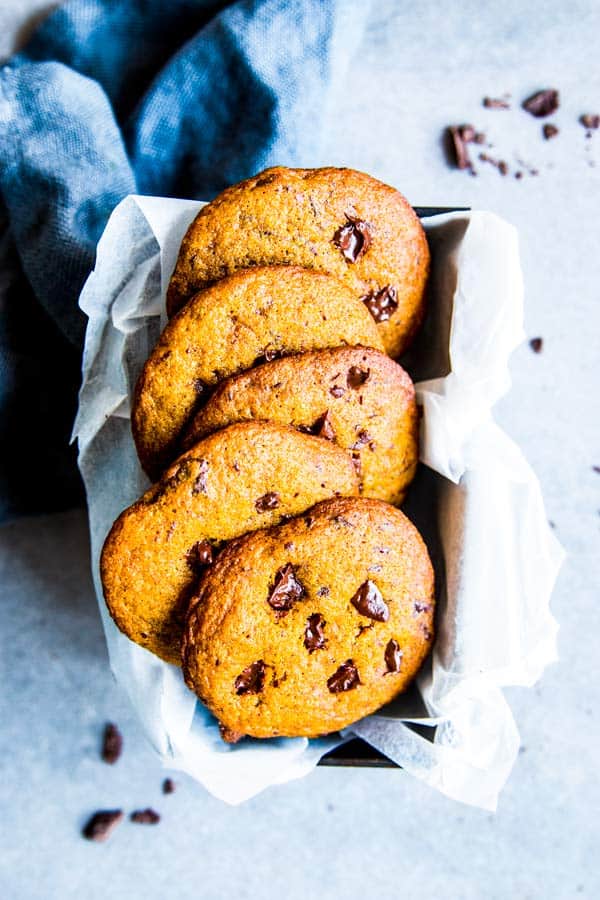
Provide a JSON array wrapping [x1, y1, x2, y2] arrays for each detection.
[[82, 810, 123, 842], [255, 491, 280, 512], [162, 778, 176, 794], [130, 808, 160, 825], [543, 123, 559, 140], [304, 613, 327, 652], [267, 563, 305, 613], [333, 216, 373, 263], [101, 723, 123, 765], [361, 285, 398, 323], [479, 153, 508, 175], [522, 89, 559, 117], [235, 660, 266, 695], [529, 337, 543, 353], [448, 124, 477, 170], [327, 660, 361, 693], [350, 580, 389, 622], [483, 96, 510, 109], [580, 114, 600, 130], [385, 639, 403, 673]]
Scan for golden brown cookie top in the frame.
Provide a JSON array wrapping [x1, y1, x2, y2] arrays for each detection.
[[167, 166, 430, 358], [132, 265, 383, 479], [182, 496, 435, 739], [183, 346, 419, 506], [101, 422, 359, 664]]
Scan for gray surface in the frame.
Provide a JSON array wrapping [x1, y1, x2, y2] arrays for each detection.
[[1, 1, 599, 897]]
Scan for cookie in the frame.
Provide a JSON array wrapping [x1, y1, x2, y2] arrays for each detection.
[[132, 265, 383, 480], [101, 422, 359, 664], [182, 347, 418, 506], [182, 497, 435, 739], [167, 166, 430, 358]]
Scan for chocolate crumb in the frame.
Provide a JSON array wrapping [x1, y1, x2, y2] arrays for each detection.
[[384, 639, 403, 674], [346, 366, 370, 389], [580, 114, 600, 130], [522, 89, 559, 117], [592, 466, 600, 474], [515, 171, 523, 180], [162, 778, 176, 794], [529, 337, 543, 353], [329, 385, 345, 398], [131, 808, 160, 825], [304, 613, 327, 652], [361, 285, 398, 323], [483, 96, 510, 109], [235, 660, 266, 695], [311, 410, 336, 441], [327, 660, 361, 693], [333, 216, 372, 263], [186, 539, 214, 572], [267, 563, 305, 613], [543, 123, 559, 140], [350, 580, 389, 622], [317, 586, 330, 597], [82, 810, 123, 842], [479, 152, 508, 175], [255, 491, 280, 512], [101, 723, 122, 765], [413, 601, 431, 615]]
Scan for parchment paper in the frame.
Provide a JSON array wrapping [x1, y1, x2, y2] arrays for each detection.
[[73, 196, 563, 809]]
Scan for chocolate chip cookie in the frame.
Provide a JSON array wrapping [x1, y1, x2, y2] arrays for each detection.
[[132, 265, 384, 479], [167, 166, 430, 358], [182, 497, 435, 739], [101, 422, 359, 664], [182, 347, 419, 505]]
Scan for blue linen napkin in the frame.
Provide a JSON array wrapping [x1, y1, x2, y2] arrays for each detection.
[[0, 0, 369, 519]]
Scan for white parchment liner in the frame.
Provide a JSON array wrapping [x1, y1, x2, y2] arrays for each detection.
[[73, 196, 563, 809]]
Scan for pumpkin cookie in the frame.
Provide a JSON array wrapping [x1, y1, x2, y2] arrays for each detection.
[[182, 497, 435, 739], [132, 265, 383, 479], [167, 166, 430, 358], [101, 422, 359, 664], [182, 347, 418, 505]]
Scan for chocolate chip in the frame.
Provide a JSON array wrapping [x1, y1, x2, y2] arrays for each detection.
[[304, 613, 327, 652], [329, 385, 345, 398], [346, 366, 370, 389], [101, 722, 122, 765], [350, 580, 389, 622], [327, 660, 361, 693], [522, 89, 559, 117], [580, 114, 600, 130], [267, 563, 305, 613], [385, 639, 403, 673], [529, 337, 543, 353], [162, 778, 176, 794], [235, 660, 266, 695], [255, 491, 280, 512], [543, 123, 559, 140], [333, 216, 372, 263], [351, 430, 374, 450], [192, 458, 209, 495], [82, 810, 123, 842], [130, 808, 160, 825], [310, 410, 335, 441], [361, 285, 398, 323], [219, 723, 244, 743], [186, 539, 214, 572], [413, 601, 431, 614], [483, 96, 510, 109]]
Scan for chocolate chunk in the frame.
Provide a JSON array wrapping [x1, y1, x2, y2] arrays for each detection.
[[130, 808, 160, 825], [346, 366, 370, 389], [235, 660, 266, 695], [267, 563, 305, 613], [350, 580, 389, 622], [186, 539, 214, 572], [413, 601, 431, 614], [82, 810, 123, 842], [522, 89, 559, 117], [162, 778, 176, 794], [384, 639, 403, 673], [329, 385, 345, 398], [447, 124, 482, 170], [543, 123, 559, 140], [255, 491, 280, 512], [101, 722, 122, 765], [361, 285, 398, 323], [311, 410, 335, 441], [333, 216, 372, 263], [219, 723, 244, 743], [327, 660, 361, 693], [483, 96, 510, 109], [580, 114, 600, 130], [529, 337, 543, 353], [304, 613, 327, 652], [192, 458, 209, 495]]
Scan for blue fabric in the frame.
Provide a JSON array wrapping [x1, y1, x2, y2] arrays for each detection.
[[0, 0, 368, 519]]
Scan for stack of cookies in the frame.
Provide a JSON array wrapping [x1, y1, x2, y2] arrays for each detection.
[[101, 166, 435, 742]]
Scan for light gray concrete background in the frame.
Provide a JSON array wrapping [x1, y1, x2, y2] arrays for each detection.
[[1, 1, 599, 898]]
